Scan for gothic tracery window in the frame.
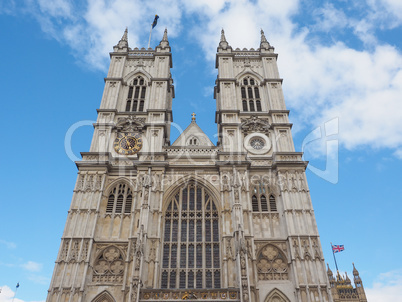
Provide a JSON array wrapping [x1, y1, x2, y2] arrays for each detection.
[[106, 184, 133, 214], [162, 183, 221, 289], [126, 76, 147, 112], [252, 191, 277, 212], [241, 76, 262, 112]]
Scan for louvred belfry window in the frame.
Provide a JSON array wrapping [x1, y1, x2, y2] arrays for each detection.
[[251, 190, 277, 212], [106, 184, 132, 214], [240, 76, 262, 112], [161, 184, 221, 289], [125, 76, 147, 112]]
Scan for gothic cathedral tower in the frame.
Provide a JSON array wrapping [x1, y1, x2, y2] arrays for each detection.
[[47, 29, 334, 302]]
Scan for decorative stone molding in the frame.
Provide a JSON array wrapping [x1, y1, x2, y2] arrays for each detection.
[[75, 173, 104, 192], [115, 116, 146, 133], [241, 116, 270, 135]]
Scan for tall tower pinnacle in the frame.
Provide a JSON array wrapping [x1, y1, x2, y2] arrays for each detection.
[[115, 27, 128, 50], [260, 29, 272, 50], [218, 29, 229, 50]]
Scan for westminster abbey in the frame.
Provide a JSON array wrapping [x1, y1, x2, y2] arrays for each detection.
[[46, 29, 367, 302]]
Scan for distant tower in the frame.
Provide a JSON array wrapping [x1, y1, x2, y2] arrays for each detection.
[[327, 264, 367, 302], [46, 28, 355, 302]]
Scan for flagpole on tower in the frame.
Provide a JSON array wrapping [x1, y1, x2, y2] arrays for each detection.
[[12, 282, 19, 302], [148, 15, 159, 49], [147, 24, 153, 49], [331, 242, 339, 272]]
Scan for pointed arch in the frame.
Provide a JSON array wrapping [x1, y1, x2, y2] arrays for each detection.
[[123, 70, 152, 84], [162, 176, 220, 213], [236, 70, 264, 84], [103, 178, 135, 214], [257, 244, 289, 281], [265, 288, 291, 302], [92, 290, 116, 302], [238, 73, 263, 112], [161, 181, 221, 289], [104, 177, 136, 197], [92, 245, 125, 283]]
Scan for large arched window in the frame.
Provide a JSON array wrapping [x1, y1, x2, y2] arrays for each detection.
[[126, 76, 147, 112], [241, 76, 262, 112], [162, 183, 221, 289], [106, 184, 132, 214]]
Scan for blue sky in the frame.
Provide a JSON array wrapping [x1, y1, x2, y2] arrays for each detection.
[[1, 0, 402, 301]]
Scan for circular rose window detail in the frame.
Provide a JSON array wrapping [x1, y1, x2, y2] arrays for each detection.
[[250, 138, 265, 150], [244, 133, 271, 155]]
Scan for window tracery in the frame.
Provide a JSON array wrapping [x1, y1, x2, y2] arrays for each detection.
[[92, 246, 125, 283], [126, 76, 147, 112], [257, 244, 288, 281], [241, 76, 262, 112], [161, 184, 220, 289], [106, 183, 133, 214]]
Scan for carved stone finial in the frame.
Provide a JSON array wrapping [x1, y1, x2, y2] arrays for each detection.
[[220, 29, 227, 42], [260, 28, 272, 50], [159, 28, 169, 48], [116, 27, 129, 49], [327, 263, 333, 274], [261, 29, 267, 42], [352, 262, 359, 276], [162, 28, 168, 41], [219, 29, 229, 50], [191, 112, 196, 122]]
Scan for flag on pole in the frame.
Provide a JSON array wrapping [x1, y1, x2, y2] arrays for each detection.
[[16, 282, 20, 288], [152, 15, 159, 29], [332, 244, 344, 253]]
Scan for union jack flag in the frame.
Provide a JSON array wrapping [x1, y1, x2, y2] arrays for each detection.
[[332, 245, 344, 253]]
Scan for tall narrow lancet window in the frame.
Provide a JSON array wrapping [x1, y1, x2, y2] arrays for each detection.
[[106, 184, 133, 214], [162, 184, 220, 289], [126, 76, 147, 112], [240, 76, 262, 112], [251, 189, 277, 212]]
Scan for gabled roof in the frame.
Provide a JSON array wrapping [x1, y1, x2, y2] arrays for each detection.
[[172, 114, 214, 147]]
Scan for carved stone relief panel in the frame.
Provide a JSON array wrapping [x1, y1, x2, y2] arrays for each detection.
[[256, 244, 288, 281], [92, 245, 127, 283]]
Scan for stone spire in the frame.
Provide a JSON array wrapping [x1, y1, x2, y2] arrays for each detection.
[[260, 29, 273, 50], [352, 262, 359, 277], [353, 263, 362, 284], [117, 27, 128, 49], [220, 29, 227, 43], [218, 29, 229, 50], [158, 28, 169, 48], [327, 263, 333, 276]]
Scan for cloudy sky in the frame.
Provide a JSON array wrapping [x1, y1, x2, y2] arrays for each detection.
[[1, 0, 402, 301]]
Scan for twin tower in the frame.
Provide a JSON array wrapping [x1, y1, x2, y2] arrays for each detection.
[[46, 29, 367, 302]]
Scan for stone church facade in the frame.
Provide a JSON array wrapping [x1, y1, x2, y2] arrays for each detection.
[[46, 29, 366, 302]]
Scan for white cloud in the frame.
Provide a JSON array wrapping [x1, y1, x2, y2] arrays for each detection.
[[366, 270, 402, 302], [21, 261, 43, 272], [0, 285, 45, 302], [37, 0, 72, 18], [0, 0, 16, 15], [0, 240, 16, 249], [312, 3, 349, 32]]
